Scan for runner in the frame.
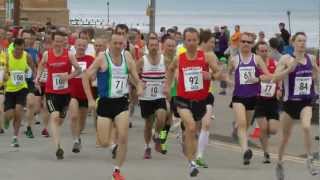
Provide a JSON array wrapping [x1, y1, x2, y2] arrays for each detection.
[[69, 38, 94, 153], [22, 29, 41, 138], [35, 31, 82, 159], [273, 32, 319, 179], [195, 29, 217, 168], [161, 34, 177, 154], [226, 32, 271, 165], [115, 24, 136, 128], [137, 34, 167, 159], [82, 32, 143, 180], [165, 27, 222, 177], [254, 41, 280, 164], [93, 37, 107, 147], [4, 38, 35, 147]]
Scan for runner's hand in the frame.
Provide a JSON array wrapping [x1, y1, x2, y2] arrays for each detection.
[[202, 71, 211, 80], [88, 99, 96, 111], [136, 82, 144, 97], [58, 73, 69, 82], [246, 77, 259, 84], [163, 83, 170, 98]]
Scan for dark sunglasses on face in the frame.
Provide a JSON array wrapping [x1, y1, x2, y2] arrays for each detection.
[[240, 40, 253, 44]]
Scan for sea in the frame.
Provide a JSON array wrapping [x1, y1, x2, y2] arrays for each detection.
[[68, 0, 320, 47]]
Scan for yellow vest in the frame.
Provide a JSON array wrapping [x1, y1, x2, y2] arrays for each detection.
[[5, 50, 28, 92]]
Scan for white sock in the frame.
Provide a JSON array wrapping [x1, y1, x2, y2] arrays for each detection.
[[145, 144, 150, 149], [113, 166, 120, 172], [197, 130, 209, 158], [110, 143, 116, 150]]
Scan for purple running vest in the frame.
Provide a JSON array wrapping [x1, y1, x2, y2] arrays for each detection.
[[283, 54, 315, 101], [233, 54, 260, 97]]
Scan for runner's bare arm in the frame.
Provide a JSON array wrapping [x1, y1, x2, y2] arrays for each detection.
[[35, 51, 48, 82], [273, 55, 294, 82], [309, 54, 320, 76], [82, 53, 104, 101], [165, 57, 178, 89], [3, 51, 9, 82], [136, 57, 144, 75], [68, 52, 82, 79], [26, 54, 36, 76], [125, 51, 143, 93], [255, 55, 272, 81], [206, 52, 223, 80]]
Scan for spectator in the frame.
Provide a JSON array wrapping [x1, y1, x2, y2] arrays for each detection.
[[269, 37, 282, 61], [230, 25, 241, 56]]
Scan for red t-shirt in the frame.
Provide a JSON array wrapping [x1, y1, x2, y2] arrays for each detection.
[[258, 58, 278, 98], [70, 55, 94, 100], [45, 48, 72, 94], [177, 50, 210, 101]]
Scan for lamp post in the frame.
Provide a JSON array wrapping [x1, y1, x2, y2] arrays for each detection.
[[287, 10, 292, 34], [149, 0, 155, 33], [107, 1, 110, 25]]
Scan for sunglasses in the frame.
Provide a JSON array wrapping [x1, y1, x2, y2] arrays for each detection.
[[240, 40, 253, 44], [259, 50, 268, 53]]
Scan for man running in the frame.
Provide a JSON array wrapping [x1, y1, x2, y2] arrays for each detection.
[[82, 32, 143, 180], [227, 32, 271, 165], [4, 38, 35, 147], [196, 29, 217, 168], [254, 41, 280, 164], [69, 38, 94, 153], [165, 27, 222, 177], [35, 31, 81, 159], [273, 32, 319, 179], [22, 29, 41, 138], [137, 34, 167, 159], [161, 34, 177, 154]]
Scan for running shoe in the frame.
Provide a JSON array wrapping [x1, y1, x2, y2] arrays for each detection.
[[41, 128, 50, 138], [189, 162, 199, 177], [112, 169, 125, 180], [275, 162, 284, 180], [72, 141, 81, 153], [25, 126, 34, 139], [306, 157, 319, 176], [143, 147, 152, 159], [263, 152, 271, 164], [56, 148, 64, 160], [159, 130, 168, 154], [11, 137, 19, 148], [196, 157, 209, 168], [243, 149, 253, 165]]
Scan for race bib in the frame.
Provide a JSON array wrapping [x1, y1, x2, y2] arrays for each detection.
[[111, 74, 128, 97], [294, 77, 312, 95], [52, 73, 68, 90], [11, 71, 25, 85], [183, 67, 203, 92], [144, 81, 163, 98], [260, 82, 276, 97], [39, 69, 48, 83], [72, 62, 87, 78], [25, 67, 33, 79], [239, 66, 255, 85]]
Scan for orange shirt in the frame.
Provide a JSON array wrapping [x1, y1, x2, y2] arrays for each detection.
[[231, 31, 241, 48]]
